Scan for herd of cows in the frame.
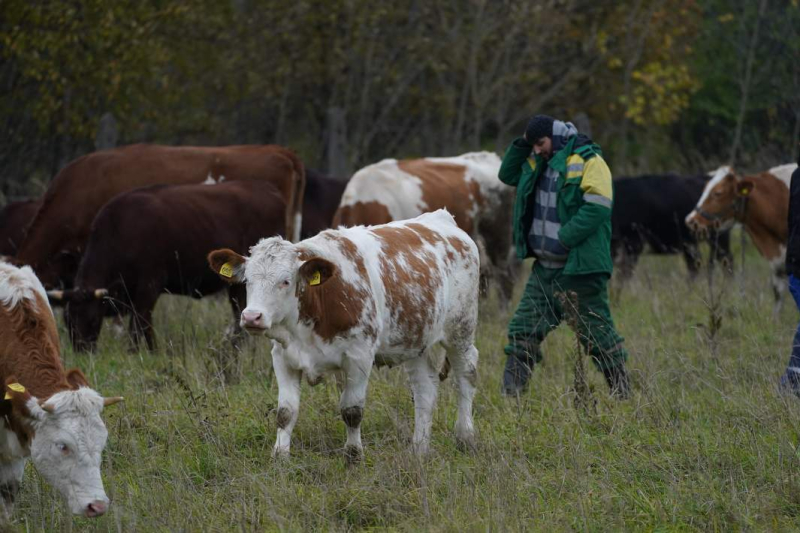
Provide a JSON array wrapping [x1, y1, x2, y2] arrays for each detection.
[[0, 141, 797, 519]]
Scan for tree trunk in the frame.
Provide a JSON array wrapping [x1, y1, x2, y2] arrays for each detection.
[[730, 0, 768, 167]]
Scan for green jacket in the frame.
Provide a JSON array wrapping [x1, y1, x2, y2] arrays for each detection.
[[498, 136, 614, 276]]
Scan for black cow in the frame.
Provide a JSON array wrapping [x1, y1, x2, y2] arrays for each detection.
[[612, 173, 732, 278], [51, 180, 286, 352], [0, 198, 41, 256], [300, 168, 349, 239]]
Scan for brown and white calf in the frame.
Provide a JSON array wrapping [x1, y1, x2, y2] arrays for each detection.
[[208, 210, 480, 460], [0, 261, 122, 518], [686, 164, 798, 304], [333, 152, 516, 304]]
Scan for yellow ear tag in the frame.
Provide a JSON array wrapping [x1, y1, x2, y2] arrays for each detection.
[[219, 263, 234, 278], [309, 271, 321, 286], [5, 383, 25, 400], [740, 188, 751, 196]]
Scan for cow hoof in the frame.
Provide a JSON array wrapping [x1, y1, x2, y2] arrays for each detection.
[[344, 445, 363, 465], [456, 434, 477, 453]]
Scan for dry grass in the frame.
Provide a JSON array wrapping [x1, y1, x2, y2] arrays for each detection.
[[6, 237, 800, 531]]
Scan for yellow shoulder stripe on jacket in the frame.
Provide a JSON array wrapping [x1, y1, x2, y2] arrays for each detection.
[[566, 154, 585, 179], [527, 158, 537, 171], [580, 156, 613, 204]]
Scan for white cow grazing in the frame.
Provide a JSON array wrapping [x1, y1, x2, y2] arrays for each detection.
[[209, 210, 480, 460], [0, 260, 123, 518]]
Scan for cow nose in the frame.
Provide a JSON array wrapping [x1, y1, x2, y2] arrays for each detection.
[[85, 500, 108, 518], [241, 309, 264, 328]]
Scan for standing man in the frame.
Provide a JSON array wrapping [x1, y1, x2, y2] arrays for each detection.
[[499, 114, 630, 398], [780, 152, 800, 396]]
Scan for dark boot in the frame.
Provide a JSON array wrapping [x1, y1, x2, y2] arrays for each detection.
[[603, 364, 631, 399], [502, 354, 534, 396]]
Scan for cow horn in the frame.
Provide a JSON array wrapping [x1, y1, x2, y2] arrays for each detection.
[[94, 288, 108, 299], [39, 401, 56, 413], [103, 396, 124, 407], [46, 290, 65, 302]]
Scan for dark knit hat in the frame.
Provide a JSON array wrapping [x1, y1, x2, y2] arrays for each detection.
[[525, 114, 555, 143]]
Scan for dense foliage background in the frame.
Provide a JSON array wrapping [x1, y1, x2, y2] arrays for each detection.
[[1, 0, 798, 200]]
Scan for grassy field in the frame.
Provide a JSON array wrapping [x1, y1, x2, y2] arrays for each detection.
[[8, 239, 800, 531]]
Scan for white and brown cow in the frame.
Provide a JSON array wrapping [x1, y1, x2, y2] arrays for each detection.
[[333, 152, 516, 304], [208, 210, 480, 461], [686, 163, 798, 304], [0, 261, 122, 518]]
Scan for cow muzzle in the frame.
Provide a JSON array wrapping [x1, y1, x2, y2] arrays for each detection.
[[84, 499, 108, 518], [241, 309, 269, 333]]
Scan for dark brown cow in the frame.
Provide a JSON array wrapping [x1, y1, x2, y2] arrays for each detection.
[[51, 180, 286, 352], [332, 152, 516, 303], [686, 164, 797, 304], [16, 144, 304, 289], [0, 198, 41, 256], [0, 261, 122, 517], [300, 169, 349, 239]]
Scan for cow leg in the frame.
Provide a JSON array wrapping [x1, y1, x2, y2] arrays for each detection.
[[226, 284, 247, 347], [339, 357, 372, 464], [129, 288, 159, 351], [447, 343, 478, 451], [0, 459, 25, 519], [130, 306, 156, 351], [272, 342, 301, 458], [403, 354, 440, 455], [682, 242, 702, 279]]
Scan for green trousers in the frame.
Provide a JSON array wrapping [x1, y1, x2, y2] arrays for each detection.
[[504, 261, 628, 371]]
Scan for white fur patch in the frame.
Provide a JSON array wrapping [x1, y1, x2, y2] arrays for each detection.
[[0, 261, 50, 313], [42, 387, 105, 417], [339, 159, 427, 220], [768, 163, 797, 188], [695, 165, 733, 209]]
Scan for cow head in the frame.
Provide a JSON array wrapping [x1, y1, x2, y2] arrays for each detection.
[[4, 372, 123, 517], [686, 166, 753, 234], [49, 288, 112, 352], [208, 238, 338, 339]]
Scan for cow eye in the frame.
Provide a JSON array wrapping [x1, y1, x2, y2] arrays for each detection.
[[281, 279, 290, 287], [56, 443, 69, 454]]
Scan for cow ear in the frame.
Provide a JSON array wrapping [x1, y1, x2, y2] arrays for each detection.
[[737, 180, 755, 197], [298, 258, 337, 288], [208, 249, 246, 283], [4, 377, 41, 420], [65, 368, 90, 390]]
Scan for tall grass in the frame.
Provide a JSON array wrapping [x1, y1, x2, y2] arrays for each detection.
[[7, 240, 800, 531]]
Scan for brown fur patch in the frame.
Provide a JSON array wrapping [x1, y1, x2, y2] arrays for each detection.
[[0, 292, 73, 445], [370, 225, 442, 348], [695, 170, 789, 261], [740, 171, 789, 260], [295, 236, 370, 342], [333, 202, 392, 227], [397, 159, 478, 233]]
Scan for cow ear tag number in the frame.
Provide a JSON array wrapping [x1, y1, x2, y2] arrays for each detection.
[[219, 263, 234, 278], [309, 271, 322, 286], [5, 383, 25, 400]]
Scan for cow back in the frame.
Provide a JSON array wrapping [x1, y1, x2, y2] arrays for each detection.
[[74, 180, 287, 299], [17, 144, 303, 288]]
